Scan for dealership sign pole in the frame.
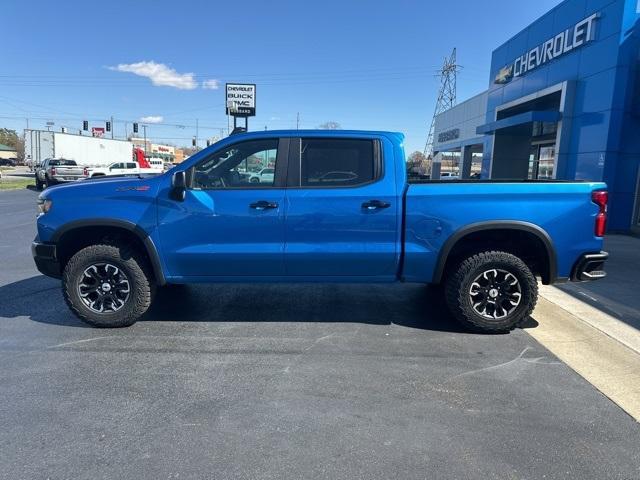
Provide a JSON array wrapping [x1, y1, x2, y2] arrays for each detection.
[[226, 83, 256, 134]]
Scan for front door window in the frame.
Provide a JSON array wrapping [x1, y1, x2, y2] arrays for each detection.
[[193, 139, 279, 189]]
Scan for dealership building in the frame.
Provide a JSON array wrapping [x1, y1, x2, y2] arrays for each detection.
[[433, 0, 640, 232]]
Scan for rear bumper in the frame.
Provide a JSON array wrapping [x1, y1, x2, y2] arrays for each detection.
[[32, 239, 61, 279], [51, 176, 86, 183], [571, 251, 608, 282]]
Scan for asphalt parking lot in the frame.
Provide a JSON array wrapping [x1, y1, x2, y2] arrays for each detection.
[[1, 188, 639, 480]]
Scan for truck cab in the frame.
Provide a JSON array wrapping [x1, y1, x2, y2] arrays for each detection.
[[32, 130, 608, 332]]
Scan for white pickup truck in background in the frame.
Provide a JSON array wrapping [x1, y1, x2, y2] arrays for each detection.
[[86, 161, 164, 178]]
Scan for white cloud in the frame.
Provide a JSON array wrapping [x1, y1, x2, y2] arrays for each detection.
[[202, 79, 220, 90], [140, 115, 164, 124], [109, 61, 197, 90]]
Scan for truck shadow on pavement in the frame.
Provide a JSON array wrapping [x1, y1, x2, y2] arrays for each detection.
[[0, 275, 536, 334], [146, 282, 469, 332]]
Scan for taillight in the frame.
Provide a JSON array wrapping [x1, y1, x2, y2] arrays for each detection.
[[50, 167, 56, 175], [83, 167, 88, 177], [592, 190, 608, 237]]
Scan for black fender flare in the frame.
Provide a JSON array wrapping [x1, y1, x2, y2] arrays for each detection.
[[432, 220, 557, 285], [51, 218, 166, 285]]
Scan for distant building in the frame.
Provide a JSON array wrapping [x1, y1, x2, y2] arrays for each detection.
[[0, 143, 17, 159], [129, 137, 151, 152], [129, 138, 176, 163], [150, 143, 175, 162], [173, 148, 185, 163]]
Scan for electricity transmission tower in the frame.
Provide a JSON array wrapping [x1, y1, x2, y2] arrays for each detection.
[[423, 48, 461, 160]]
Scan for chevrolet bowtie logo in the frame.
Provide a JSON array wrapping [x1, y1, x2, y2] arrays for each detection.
[[494, 64, 514, 84]]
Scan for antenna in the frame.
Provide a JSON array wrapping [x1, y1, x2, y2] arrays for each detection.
[[424, 48, 461, 163]]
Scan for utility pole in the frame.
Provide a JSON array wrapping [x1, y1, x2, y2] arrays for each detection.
[[111, 116, 114, 139], [195, 119, 199, 150], [143, 125, 148, 158], [296, 112, 300, 130], [424, 48, 461, 168]]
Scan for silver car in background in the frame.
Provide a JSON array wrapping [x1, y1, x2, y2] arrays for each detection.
[[35, 158, 87, 190]]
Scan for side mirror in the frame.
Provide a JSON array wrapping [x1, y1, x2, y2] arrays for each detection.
[[171, 171, 187, 201]]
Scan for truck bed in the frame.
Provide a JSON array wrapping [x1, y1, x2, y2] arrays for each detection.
[[402, 181, 605, 283]]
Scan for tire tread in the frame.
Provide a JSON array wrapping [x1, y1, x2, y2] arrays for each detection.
[[444, 250, 538, 333], [62, 242, 154, 327]]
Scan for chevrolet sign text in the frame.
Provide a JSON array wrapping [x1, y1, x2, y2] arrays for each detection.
[[495, 12, 599, 84]]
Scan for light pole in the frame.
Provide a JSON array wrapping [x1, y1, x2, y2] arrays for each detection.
[[142, 125, 148, 158]]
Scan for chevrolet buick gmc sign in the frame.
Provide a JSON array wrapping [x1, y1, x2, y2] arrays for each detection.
[[226, 83, 256, 117], [494, 12, 599, 84]]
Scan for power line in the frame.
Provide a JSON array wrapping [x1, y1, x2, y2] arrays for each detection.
[[0, 65, 437, 80], [0, 69, 442, 89], [0, 114, 227, 131]]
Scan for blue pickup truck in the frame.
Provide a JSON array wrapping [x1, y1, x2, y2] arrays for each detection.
[[32, 130, 609, 333]]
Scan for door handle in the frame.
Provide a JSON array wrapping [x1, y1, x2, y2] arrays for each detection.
[[250, 200, 279, 210], [361, 200, 391, 210]]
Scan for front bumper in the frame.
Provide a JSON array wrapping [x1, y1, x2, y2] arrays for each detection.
[[32, 239, 61, 279], [571, 251, 608, 282]]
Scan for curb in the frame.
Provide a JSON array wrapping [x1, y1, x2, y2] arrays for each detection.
[[538, 284, 640, 355]]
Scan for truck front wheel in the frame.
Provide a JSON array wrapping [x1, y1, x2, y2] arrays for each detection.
[[444, 251, 538, 333], [62, 243, 155, 327]]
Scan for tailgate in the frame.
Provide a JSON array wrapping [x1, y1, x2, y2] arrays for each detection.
[[55, 166, 85, 177]]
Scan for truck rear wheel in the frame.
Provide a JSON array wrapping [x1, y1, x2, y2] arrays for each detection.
[[444, 251, 537, 333], [62, 243, 154, 328]]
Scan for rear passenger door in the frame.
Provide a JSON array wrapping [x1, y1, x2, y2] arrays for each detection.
[[284, 136, 399, 278]]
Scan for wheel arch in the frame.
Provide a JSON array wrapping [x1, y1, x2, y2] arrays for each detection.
[[52, 219, 166, 285], [432, 221, 557, 285]]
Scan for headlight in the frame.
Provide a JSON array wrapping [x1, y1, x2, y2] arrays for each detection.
[[37, 198, 52, 215]]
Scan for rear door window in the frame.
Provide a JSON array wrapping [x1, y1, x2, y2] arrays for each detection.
[[297, 138, 377, 187]]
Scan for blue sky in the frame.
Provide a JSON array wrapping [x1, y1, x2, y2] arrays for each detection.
[[2, 0, 561, 153]]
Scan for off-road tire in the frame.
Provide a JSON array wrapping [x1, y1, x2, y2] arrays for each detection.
[[62, 243, 155, 327], [35, 176, 44, 191], [444, 251, 538, 333]]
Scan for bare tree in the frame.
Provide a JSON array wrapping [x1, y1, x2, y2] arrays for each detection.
[[407, 151, 427, 165], [317, 121, 341, 130]]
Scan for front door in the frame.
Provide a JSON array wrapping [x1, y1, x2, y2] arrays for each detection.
[[528, 144, 556, 180], [157, 137, 288, 278], [283, 136, 399, 278]]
